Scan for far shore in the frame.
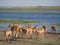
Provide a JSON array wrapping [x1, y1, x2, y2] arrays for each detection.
[[0, 6, 60, 12]]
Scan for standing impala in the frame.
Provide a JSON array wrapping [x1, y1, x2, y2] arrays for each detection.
[[51, 25, 56, 33], [8, 24, 22, 38], [32, 26, 47, 39], [4, 29, 12, 41]]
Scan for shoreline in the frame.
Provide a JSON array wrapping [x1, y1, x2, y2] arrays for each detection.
[[47, 32, 60, 35], [0, 6, 60, 12]]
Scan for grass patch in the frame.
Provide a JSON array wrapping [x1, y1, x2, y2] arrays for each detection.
[[0, 19, 40, 23], [53, 23, 60, 26]]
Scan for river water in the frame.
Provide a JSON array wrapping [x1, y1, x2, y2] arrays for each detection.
[[0, 11, 60, 33]]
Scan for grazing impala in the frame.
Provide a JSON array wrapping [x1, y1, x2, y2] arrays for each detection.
[[4, 29, 12, 41], [21, 24, 37, 38], [51, 25, 56, 33], [42, 26, 47, 34], [9, 24, 22, 38], [21, 24, 33, 38], [33, 26, 47, 39]]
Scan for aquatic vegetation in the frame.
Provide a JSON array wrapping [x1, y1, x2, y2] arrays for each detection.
[[0, 19, 40, 23], [54, 23, 60, 26]]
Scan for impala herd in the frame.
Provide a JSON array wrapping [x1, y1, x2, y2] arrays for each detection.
[[3, 24, 56, 41]]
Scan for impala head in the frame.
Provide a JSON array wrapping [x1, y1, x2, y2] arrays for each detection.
[[8, 24, 12, 28], [8, 23, 15, 28], [51, 25, 56, 31], [43, 26, 47, 31], [8, 23, 18, 30], [26, 24, 31, 28], [51, 25, 56, 29], [33, 25, 38, 29]]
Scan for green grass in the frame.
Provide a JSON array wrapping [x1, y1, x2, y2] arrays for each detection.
[[0, 19, 40, 23], [53, 23, 60, 26]]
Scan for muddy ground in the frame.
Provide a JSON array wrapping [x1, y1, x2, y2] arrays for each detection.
[[0, 31, 60, 45]]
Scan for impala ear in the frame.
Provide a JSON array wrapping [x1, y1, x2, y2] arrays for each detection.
[[43, 26, 47, 30], [8, 24, 12, 28], [43, 26, 45, 28], [33, 25, 38, 29], [35, 25, 38, 27]]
